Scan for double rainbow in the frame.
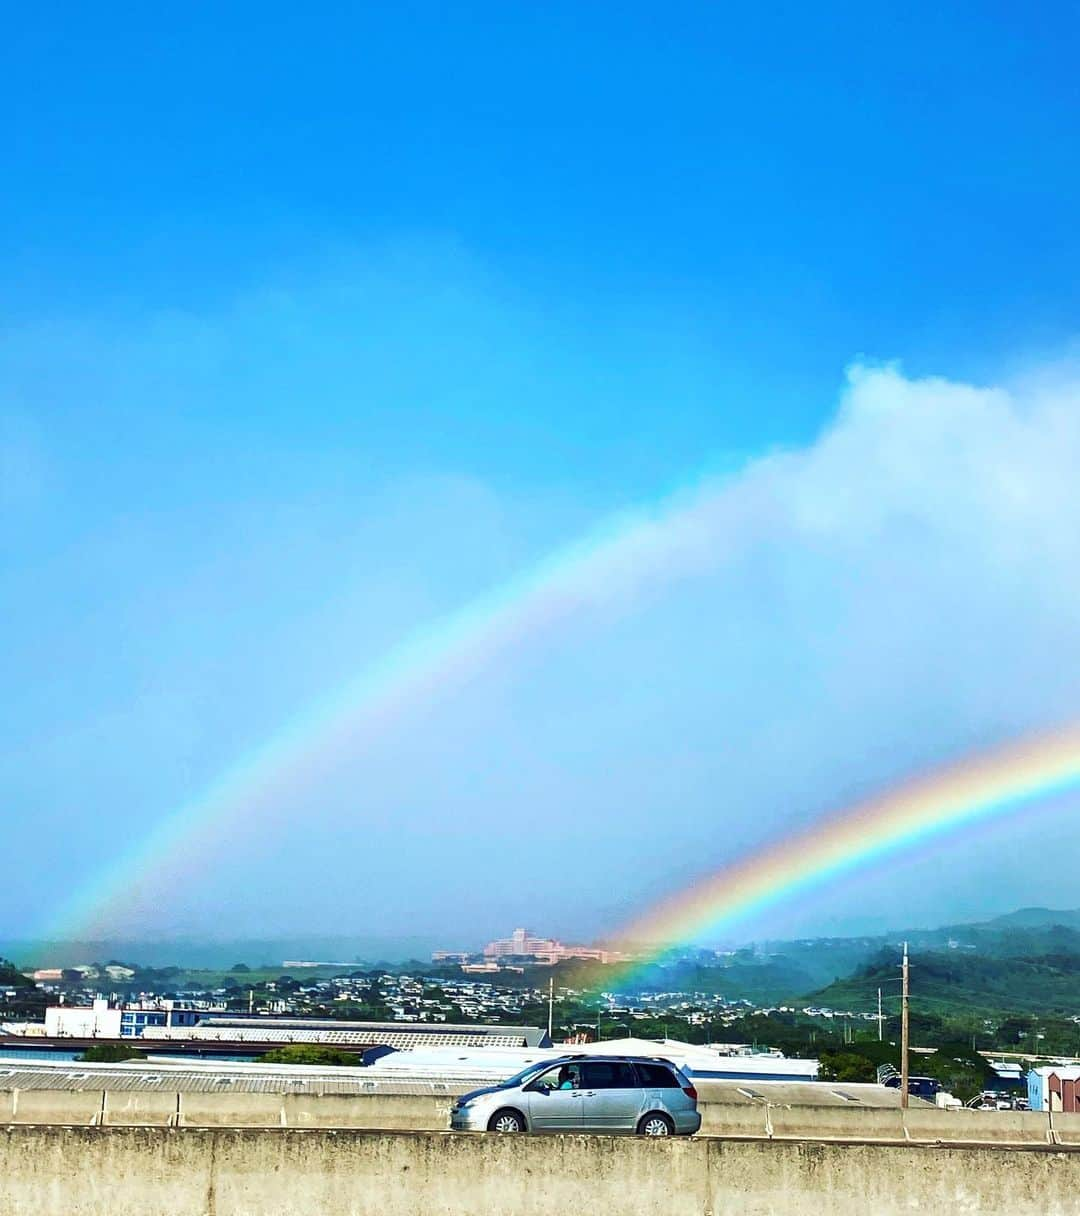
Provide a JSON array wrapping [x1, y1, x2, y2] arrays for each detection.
[[48, 464, 1080, 948]]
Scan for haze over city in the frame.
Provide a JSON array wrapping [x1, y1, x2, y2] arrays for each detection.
[[4, 4, 1080, 950]]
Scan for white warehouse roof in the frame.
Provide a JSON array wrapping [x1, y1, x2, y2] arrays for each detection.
[[363, 1037, 819, 1083]]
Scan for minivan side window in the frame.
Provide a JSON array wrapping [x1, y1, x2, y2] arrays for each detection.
[[635, 1062, 679, 1088], [580, 1061, 637, 1089], [529, 1064, 581, 1091]]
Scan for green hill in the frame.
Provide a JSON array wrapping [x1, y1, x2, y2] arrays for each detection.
[[624, 957, 822, 1003], [983, 907, 1080, 932], [0, 958, 34, 989], [807, 946, 1080, 1018]]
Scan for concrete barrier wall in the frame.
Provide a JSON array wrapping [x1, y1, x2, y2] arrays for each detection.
[[2, 1125, 1079, 1215], [767, 1104, 905, 1141], [178, 1092, 285, 1128], [1052, 1112, 1080, 1144], [103, 1090, 179, 1127], [0, 1089, 455, 1132], [697, 1102, 771, 1137], [0, 1088, 1063, 1143], [278, 1092, 453, 1130], [762, 1105, 1056, 1145], [8, 1089, 103, 1125], [903, 1108, 1052, 1145]]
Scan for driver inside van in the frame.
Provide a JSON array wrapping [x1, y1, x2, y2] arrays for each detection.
[[557, 1064, 581, 1090]]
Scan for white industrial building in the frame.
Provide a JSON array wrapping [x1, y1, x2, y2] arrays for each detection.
[[141, 1016, 550, 1049], [44, 999, 121, 1039], [43, 999, 219, 1039]]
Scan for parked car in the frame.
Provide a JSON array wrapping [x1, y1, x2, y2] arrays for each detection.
[[882, 1074, 941, 1100], [449, 1054, 701, 1136]]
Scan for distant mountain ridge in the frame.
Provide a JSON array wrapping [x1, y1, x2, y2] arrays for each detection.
[[982, 907, 1080, 931], [682, 907, 1080, 1009], [9, 907, 1080, 1011], [0, 934, 444, 970], [803, 908, 1080, 1018]]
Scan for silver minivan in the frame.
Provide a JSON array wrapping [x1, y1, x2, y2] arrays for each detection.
[[449, 1054, 701, 1136]]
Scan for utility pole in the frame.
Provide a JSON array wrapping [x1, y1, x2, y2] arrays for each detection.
[[547, 976, 554, 1042], [900, 942, 910, 1110], [878, 987, 883, 1042]]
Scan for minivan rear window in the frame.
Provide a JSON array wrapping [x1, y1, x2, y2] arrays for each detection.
[[635, 1062, 679, 1088]]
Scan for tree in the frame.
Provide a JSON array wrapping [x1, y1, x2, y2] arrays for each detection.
[[819, 1051, 877, 1083], [78, 1044, 145, 1063], [259, 1045, 357, 1066], [231, 963, 251, 973]]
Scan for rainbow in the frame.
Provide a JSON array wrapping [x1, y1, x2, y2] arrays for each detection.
[[49, 464, 1080, 947], [49, 475, 732, 938], [610, 723, 1080, 972]]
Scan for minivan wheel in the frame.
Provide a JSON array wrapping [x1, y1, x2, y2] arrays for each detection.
[[638, 1113, 674, 1137], [488, 1109, 525, 1133]]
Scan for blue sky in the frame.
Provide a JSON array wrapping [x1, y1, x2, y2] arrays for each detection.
[[4, 3, 1080, 947]]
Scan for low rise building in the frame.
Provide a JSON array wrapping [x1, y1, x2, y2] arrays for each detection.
[[1028, 1066, 1080, 1112]]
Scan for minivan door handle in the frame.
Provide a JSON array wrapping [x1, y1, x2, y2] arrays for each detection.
[[583, 1091, 596, 1097]]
